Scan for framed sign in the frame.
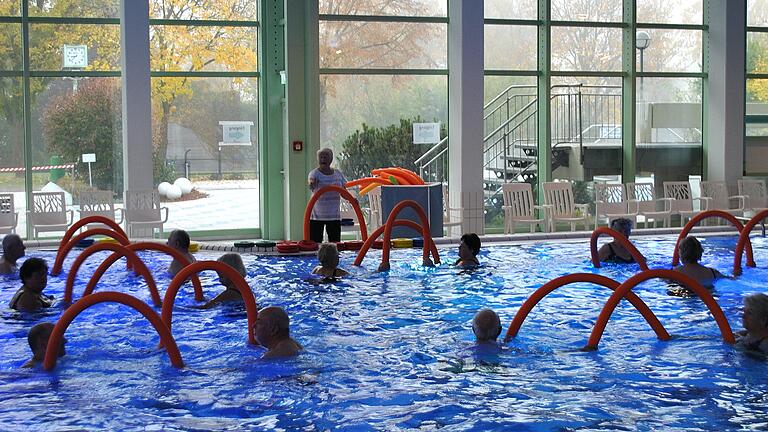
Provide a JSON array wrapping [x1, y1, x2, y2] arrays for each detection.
[[219, 121, 254, 146], [81, 153, 96, 163], [63, 45, 88, 69], [413, 122, 441, 144]]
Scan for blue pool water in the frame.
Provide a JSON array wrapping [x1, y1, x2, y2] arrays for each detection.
[[1, 235, 768, 430]]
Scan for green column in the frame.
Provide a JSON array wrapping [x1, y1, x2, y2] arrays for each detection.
[[536, 0, 552, 204], [283, 0, 320, 240], [622, 0, 637, 183], [701, 0, 710, 180], [259, 0, 286, 240], [21, 1, 33, 239]]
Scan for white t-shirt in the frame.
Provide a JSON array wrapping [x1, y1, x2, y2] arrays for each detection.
[[308, 168, 347, 220]]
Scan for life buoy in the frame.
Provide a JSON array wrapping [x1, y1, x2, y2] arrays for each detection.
[[343, 240, 365, 251], [277, 241, 300, 254], [392, 238, 413, 248], [298, 240, 319, 252]]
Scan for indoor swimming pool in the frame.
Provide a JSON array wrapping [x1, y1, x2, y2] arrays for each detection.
[[1, 235, 767, 430]]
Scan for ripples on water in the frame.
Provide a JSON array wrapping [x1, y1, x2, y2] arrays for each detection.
[[0, 237, 768, 430]]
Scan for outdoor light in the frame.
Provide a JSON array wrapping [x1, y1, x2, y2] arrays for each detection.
[[635, 31, 651, 50]]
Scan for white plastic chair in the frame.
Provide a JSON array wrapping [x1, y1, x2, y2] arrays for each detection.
[[501, 182, 547, 233], [625, 182, 671, 228], [663, 181, 705, 226], [340, 194, 363, 240], [699, 181, 746, 217], [79, 190, 125, 229], [124, 189, 169, 238], [594, 183, 637, 229], [738, 179, 768, 215], [366, 187, 383, 231], [27, 192, 74, 238], [542, 181, 589, 231], [0, 193, 19, 234]]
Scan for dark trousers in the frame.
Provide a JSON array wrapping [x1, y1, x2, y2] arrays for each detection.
[[309, 220, 341, 243]]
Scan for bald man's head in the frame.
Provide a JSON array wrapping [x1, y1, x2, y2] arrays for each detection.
[[473, 309, 502, 343]]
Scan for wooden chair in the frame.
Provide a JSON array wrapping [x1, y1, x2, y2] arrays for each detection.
[[699, 181, 746, 217], [625, 182, 672, 228], [0, 193, 19, 235], [501, 182, 547, 233], [737, 178, 768, 215], [594, 183, 637, 229], [663, 181, 705, 226], [124, 189, 169, 238], [542, 181, 589, 231], [27, 192, 74, 238], [78, 190, 125, 229]]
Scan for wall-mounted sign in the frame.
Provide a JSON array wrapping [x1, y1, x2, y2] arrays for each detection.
[[219, 121, 254, 146], [413, 122, 441, 144], [63, 45, 88, 69]]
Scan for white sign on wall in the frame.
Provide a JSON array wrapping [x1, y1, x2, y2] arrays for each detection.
[[63, 45, 88, 69], [219, 121, 254, 146], [413, 122, 441, 144]]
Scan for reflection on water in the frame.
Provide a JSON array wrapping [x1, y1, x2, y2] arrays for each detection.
[[0, 236, 767, 430]]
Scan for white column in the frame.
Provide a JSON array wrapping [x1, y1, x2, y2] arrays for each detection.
[[448, 0, 485, 236], [707, 0, 745, 184], [120, 0, 154, 192]]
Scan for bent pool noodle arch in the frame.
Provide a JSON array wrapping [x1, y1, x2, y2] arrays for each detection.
[[585, 269, 735, 350], [43, 291, 183, 371], [303, 185, 368, 241], [379, 200, 437, 270], [354, 218, 440, 267], [161, 261, 259, 345], [52, 227, 132, 276], [504, 273, 668, 342], [590, 227, 649, 270], [58, 215, 128, 257], [64, 242, 160, 306], [84, 242, 204, 302], [671, 210, 754, 268], [734, 209, 768, 275]]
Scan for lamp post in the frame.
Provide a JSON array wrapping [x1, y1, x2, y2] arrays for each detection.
[[635, 31, 651, 100]]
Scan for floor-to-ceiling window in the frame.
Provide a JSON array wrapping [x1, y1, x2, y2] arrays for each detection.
[[318, 1, 448, 184], [0, 0, 123, 238], [149, 1, 259, 235], [636, 0, 704, 197], [747, 0, 768, 176]]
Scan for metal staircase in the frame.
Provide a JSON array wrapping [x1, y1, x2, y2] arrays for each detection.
[[415, 84, 622, 214]]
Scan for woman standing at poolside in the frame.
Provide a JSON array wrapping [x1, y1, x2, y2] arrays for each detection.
[[308, 148, 347, 243]]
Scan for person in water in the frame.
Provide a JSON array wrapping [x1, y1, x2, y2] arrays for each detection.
[[597, 218, 635, 263], [167, 229, 196, 276], [673, 236, 723, 288], [197, 253, 253, 309], [9, 258, 52, 312], [254, 306, 303, 359], [472, 309, 502, 344], [22, 322, 65, 368], [455, 233, 481, 268], [736, 293, 768, 354], [0, 234, 25, 274], [312, 243, 349, 278]]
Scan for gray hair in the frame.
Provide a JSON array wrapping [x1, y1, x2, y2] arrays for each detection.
[[217, 253, 246, 277], [472, 309, 502, 342], [317, 243, 340, 268], [317, 148, 334, 158], [745, 293, 768, 328], [2, 234, 22, 255]]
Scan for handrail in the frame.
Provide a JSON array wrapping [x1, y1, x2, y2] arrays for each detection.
[[83, 242, 205, 302], [484, 99, 538, 142], [303, 185, 368, 241], [44, 291, 184, 370], [734, 209, 768, 275], [161, 261, 259, 345], [64, 242, 160, 306], [585, 269, 735, 350], [671, 210, 754, 268], [52, 227, 132, 276], [503, 273, 668, 342], [589, 227, 648, 270], [414, 136, 448, 165], [353, 218, 440, 268]]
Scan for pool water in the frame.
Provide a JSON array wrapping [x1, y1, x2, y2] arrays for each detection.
[[2, 235, 768, 430]]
